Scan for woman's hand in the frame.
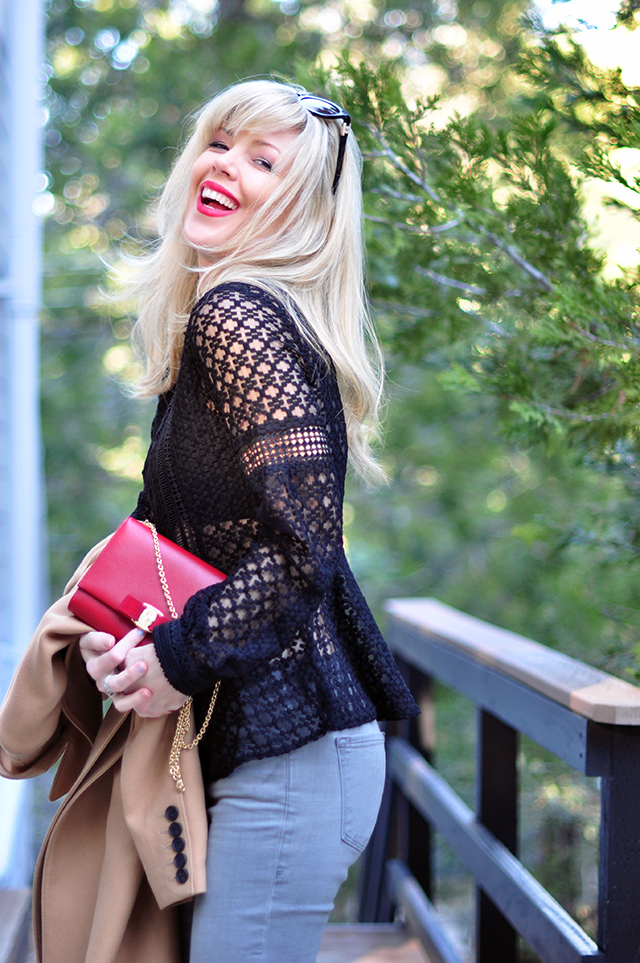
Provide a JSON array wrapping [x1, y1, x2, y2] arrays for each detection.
[[121, 641, 189, 718], [79, 627, 154, 714], [78, 627, 188, 717]]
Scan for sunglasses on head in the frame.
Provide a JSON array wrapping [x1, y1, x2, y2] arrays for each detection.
[[297, 94, 351, 195]]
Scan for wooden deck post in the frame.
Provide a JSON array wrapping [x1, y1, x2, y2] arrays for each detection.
[[407, 666, 433, 904], [597, 725, 640, 961], [476, 710, 518, 963]]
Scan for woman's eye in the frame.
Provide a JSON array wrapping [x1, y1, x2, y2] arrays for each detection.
[[208, 141, 228, 151], [255, 158, 273, 171]]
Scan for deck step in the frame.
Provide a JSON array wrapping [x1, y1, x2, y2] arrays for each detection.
[[6, 911, 432, 963], [317, 924, 430, 963], [0, 890, 31, 963]]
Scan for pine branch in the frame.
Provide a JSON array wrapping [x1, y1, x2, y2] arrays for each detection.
[[569, 323, 640, 352], [369, 187, 424, 203], [370, 129, 442, 203], [416, 266, 488, 296], [364, 213, 462, 235], [368, 127, 555, 294], [483, 230, 555, 292], [525, 402, 624, 424], [430, 218, 464, 233], [364, 214, 432, 234], [372, 299, 434, 318]]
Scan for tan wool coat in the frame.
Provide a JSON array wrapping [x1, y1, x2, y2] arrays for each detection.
[[0, 540, 209, 963]]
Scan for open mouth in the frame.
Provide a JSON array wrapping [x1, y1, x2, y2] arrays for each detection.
[[197, 181, 240, 216]]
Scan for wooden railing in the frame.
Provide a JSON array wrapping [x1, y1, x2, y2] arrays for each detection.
[[359, 598, 640, 963]]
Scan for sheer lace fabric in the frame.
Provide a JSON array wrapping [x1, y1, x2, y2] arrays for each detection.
[[134, 283, 417, 780]]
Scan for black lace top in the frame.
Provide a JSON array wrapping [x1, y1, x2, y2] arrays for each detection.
[[133, 282, 418, 781]]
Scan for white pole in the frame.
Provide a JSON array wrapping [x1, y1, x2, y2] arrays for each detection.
[[0, 0, 45, 888], [7, 0, 45, 661]]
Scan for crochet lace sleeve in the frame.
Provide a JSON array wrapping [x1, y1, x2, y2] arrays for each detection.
[[152, 285, 344, 695]]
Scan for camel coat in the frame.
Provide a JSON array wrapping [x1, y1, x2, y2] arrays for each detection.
[[0, 539, 209, 963]]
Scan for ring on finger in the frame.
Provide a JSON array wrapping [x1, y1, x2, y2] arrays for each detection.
[[103, 676, 116, 699]]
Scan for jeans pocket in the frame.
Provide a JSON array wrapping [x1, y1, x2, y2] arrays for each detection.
[[336, 731, 386, 853]]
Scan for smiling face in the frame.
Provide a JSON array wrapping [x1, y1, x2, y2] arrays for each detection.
[[182, 127, 299, 260]]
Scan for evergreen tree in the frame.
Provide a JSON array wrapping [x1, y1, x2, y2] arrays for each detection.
[[322, 20, 640, 672]]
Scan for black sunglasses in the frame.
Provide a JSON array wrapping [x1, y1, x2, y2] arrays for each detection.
[[297, 94, 351, 195]]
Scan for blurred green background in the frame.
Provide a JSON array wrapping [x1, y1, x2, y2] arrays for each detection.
[[41, 0, 640, 678]]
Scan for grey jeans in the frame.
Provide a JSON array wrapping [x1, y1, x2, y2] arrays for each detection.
[[188, 721, 385, 963]]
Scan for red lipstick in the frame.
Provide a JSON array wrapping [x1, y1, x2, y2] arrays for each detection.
[[196, 180, 240, 218]]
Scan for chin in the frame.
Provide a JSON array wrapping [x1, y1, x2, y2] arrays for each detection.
[[183, 226, 217, 256]]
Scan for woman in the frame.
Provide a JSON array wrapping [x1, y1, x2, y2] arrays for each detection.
[[78, 80, 418, 963]]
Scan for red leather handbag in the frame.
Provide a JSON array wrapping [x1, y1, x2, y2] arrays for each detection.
[[69, 515, 226, 792], [69, 515, 226, 639]]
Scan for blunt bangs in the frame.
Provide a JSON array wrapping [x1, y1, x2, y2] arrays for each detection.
[[196, 82, 306, 149]]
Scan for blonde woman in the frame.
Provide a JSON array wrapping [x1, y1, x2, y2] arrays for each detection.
[[79, 80, 418, 963]]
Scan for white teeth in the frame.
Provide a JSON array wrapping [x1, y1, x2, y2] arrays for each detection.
[[201, 186, 239, 210]]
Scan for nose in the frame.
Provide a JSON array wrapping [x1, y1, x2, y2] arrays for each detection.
[[211, 148, 238, 180]]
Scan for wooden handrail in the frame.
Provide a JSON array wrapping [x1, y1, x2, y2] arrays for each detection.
[[361, 597, 640, 963], [385, 598, 640, 725]]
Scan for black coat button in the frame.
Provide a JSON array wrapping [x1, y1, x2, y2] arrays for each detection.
[[174, 853, 187, 869], [168, 822, 182, 838], [165, 806, 179, 821], [172, 837, 186, 852], [176, 868, 189, 884]]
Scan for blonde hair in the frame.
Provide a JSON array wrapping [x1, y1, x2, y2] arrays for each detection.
[[128, 79, 384, 482]]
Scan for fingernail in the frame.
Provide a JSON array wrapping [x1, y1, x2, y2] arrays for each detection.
[[135, 663, 146, 675]]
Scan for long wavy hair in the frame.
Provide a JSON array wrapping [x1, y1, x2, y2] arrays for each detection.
[[128, 79, 384, 481]]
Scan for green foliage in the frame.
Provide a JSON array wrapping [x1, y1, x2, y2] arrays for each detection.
[[318, 27, 640, 673], [329, 53, 640, 461], [40, 0, 640, 677], [344, 366, 640, 676]]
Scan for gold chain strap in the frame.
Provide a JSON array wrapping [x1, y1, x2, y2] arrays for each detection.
[[142, 520, 220, 793]]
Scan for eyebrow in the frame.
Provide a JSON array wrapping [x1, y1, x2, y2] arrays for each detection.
[[219, 129, 282, 153], [252, 138, 281, 153]]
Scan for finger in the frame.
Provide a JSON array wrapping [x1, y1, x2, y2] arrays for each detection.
[[110, 688, 153, 714], [88, 629, 148, 681], [78, 631, 116, 659], [84, 644, 131, 683], [105, 661, 148, 695], [88, 627, 149, 680], [109, 628, 148, 665], [123, 640, 156, 670]]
